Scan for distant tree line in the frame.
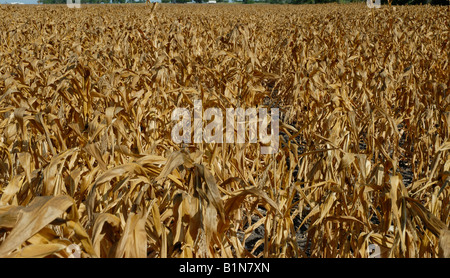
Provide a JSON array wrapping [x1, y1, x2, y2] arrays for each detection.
[[158, 0, 448, 4], [243, 0, 449, 4], [41, 0, 449, 5]]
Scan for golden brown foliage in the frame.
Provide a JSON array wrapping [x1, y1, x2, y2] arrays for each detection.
[[0, 3, 448, 258]]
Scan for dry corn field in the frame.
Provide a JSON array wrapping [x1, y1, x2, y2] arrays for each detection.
[[0, 3, 449, 258]]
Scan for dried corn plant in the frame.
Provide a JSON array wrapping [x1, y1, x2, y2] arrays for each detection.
[[0, 3, 448, 258]]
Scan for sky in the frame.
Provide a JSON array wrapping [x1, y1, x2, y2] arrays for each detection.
[[1, 0, 163, 4], [1, 0, 235, 5], [3, 0, 39, 3]]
